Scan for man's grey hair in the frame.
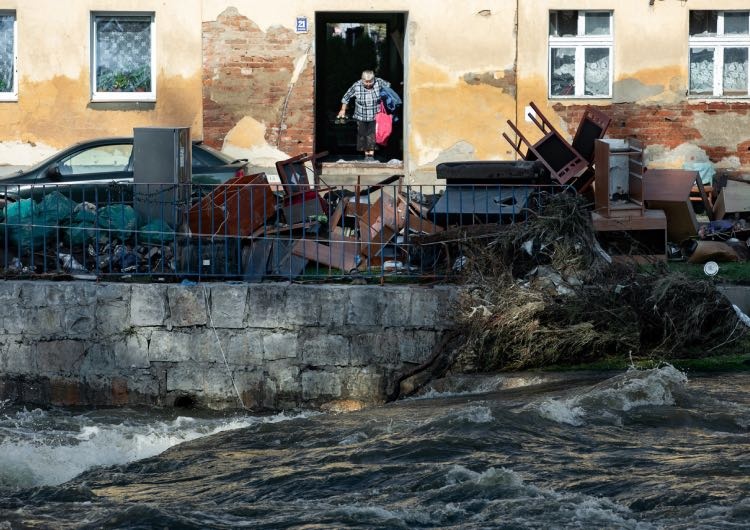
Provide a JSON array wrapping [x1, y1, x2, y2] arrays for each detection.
[[361, 70, 375, 81]]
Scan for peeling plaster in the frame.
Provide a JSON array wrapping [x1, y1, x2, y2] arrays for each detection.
[[645, 143, 709, 168], [409, 61, 516, 168], [463, 69, 516, 96], [692, 112, 750, 148], [613, 78, 664, 104], [222, 116, 289, 167], [422, 141, 477, 169]]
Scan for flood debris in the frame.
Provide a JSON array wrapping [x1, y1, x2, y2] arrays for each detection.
[[449, 193, 746, 374]]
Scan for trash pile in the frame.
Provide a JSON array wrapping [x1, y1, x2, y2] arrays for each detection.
[[448, 193, 747, 372], [0, 191, 178, 276]]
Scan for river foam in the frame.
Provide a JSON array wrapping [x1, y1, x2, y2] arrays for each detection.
[[531, 365, 689, 426], [0, 409, 311, 490]]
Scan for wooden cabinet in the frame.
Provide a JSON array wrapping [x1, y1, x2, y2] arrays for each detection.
[[594, 138, 645, 218]]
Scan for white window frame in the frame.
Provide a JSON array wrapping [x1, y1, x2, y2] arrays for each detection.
[[548, 10, 613, 99], [0, 11, 18, 102], [90, 12, 156, 103], [689, 11, 750, 98]]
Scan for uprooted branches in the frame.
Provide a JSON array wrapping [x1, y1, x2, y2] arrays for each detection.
[[436, 193, 745, 372]]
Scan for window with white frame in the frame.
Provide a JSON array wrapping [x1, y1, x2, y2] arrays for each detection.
[[548, 10, 613, 98], [689, 11, 749, 97], [0, 12, 17, 99], [91, 13, 154, 101]]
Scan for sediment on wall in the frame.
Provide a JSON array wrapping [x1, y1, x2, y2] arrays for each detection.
[[0, 281, 456, 410]]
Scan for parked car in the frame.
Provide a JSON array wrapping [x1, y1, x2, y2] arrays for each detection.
[[0, 137, 248, 204]]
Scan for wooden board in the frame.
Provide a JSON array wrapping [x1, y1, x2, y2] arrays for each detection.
[[713, 180, 750, 219]]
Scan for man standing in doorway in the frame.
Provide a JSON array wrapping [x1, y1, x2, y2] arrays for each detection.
[[337, 70, 390, 162]]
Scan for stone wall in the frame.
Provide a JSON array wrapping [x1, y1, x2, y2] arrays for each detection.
[[0, 281, 456, 411]]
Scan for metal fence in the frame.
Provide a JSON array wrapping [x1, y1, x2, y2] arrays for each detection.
[[0, 180, 564, 282]]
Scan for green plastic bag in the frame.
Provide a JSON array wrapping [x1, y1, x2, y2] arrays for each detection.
[[97, 205, 138, 241], [139, 220, 175, 244]]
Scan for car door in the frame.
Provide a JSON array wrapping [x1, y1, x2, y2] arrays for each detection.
[[48, 143, 134, 204]]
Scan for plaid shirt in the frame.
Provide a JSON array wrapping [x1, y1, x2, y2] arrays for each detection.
[[341, 78, 390, 122]]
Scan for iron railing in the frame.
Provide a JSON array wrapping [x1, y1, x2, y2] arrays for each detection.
[[0, 181, 564, 282]]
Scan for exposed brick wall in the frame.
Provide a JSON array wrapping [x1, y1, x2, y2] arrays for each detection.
[[552, 102, 750, 168], [202, 8, 314, 155]]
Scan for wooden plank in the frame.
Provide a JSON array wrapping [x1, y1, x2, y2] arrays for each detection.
[[642, 169, 697, 201], [292, 239, 361, 272], [591, 209, 666, 231]]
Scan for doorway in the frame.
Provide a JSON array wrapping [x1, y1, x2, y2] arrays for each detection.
[[315, 12, 405, 164]]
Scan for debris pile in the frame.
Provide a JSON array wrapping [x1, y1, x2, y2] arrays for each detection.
[[451, 193, 746, 372]]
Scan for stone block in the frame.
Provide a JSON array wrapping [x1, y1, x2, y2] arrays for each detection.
[[130, 285, 167, 326], [112, 332, 151, 369], [165, 362, 237, 397], [283, 284, 322, 325], [95, 283, 132, 302], [1, 340, 35, 374], [263, 332, 298, 361], [346, 286, 386, 327], [315, 285, 347, 327], [96, 299, 132, 336], [267, 362, 300, 394], [246, 284, 290, 328], [340, 367, 385, 401], [399, 330, 439, 364], [79, 343, 117, 376], [165, 362, 206, 392], [350, 332, 399, 366], [409, 287, 441, 328], [381, 287, 413, 328], [208, 284, 248, 328], [63, 305, 97, 337], [149, 330, 218, 363], [0, 282, 21, 301], [301, 333, 350, 366], [225, 330, 264, 366], [167, 285, 208, 327], [35, 340, 86, 375], [301, 370, 342, 400]]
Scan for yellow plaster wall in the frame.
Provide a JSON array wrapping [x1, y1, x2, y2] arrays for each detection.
[[0, 0, 203, 165], [516, 0, 750, 139], [203, 0, 520, 180]]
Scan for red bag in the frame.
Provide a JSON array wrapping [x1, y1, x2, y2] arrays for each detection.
[[375, 101, 392, 146]]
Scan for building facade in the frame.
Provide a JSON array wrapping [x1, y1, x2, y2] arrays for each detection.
[[0, 1, 748, 180]]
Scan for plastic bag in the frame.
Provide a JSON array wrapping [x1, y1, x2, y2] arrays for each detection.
[[375, 101, 392, 146], [97, 204, 138, 240]]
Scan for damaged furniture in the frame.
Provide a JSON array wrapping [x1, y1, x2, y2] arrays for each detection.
[[503, 102, 610, 187], [642, 168, 701, 243], [713, 179, 750, 221], [591, 138, 667, 262], [431, 160, 546, 226]]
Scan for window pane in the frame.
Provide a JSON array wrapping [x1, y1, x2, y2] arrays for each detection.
[[584, 48, 610, 96], [0, 15, 13, 93], [551, 48, 576, 96], [60, 145, 133, 175], [724, 12, 749, 35], [584, 12, 610, 36], [95, 16, 152, 93], [689, 48, 714, 95], [689, 11, 718, 36], [549, 11, 578, 37], [724, 48, 749, 95]]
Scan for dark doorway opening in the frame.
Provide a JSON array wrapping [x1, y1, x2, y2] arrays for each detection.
[[315, 12, 405, 164]]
